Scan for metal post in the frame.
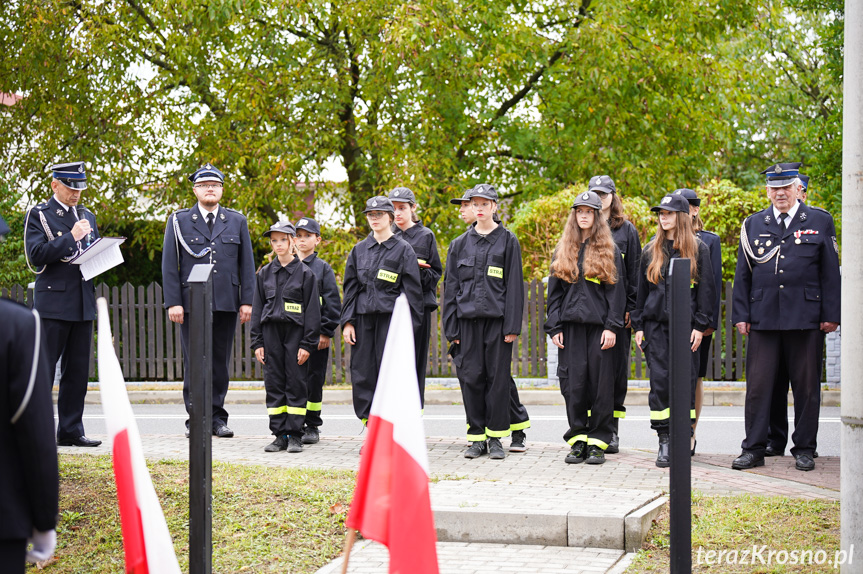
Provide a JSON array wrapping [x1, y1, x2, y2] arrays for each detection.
[[668, 258, 691, 574], [188, 263, 214, 574], [842, 1, 863, 570]]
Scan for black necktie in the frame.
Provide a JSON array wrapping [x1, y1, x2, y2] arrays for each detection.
[[207, 213, 214, 233], [779, 213, 787, 234]]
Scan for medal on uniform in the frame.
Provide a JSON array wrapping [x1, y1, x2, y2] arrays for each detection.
[[795, 239, 801, 244], [57, 231, 62, 235], [758, 247, 764, 254], [766, 240, 772, 247], [754, 239, 759, 246]]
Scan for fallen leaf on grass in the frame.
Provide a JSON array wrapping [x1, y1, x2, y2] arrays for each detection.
[[329, 502, 345, 514], [36, 556, 58, 569]]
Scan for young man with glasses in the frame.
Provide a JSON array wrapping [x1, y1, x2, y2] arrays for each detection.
[[161, 163, 256, 438]]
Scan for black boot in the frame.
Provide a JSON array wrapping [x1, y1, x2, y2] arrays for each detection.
[[607, 418, 620, 454], [656, 434, 670, 468]]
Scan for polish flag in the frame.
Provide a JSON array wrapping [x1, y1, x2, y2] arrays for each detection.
[[346, 294, 439, 574], [96, 298, 181, 574]]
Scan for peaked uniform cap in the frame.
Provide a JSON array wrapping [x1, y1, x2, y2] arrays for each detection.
[[388, 187, 417, 204], [189, 163, 225, 184], [588, 175, 616, 194], [450, 187, 474, 205], [674, 188, 700, 206], [651, 194, 691, 214], [572, 191, 603, 211], [760, 162, 802, 188], [294, 217, 321, 235], [263, 220, 296, 237], [362, 196, 395, 213], [799, 174, 809, 190], [50, 161, 88, 190], [468, 184, 498, 202]]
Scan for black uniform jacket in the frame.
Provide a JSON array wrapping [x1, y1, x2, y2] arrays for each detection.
[[731, 202, 840, 330], [631, 239, 715, 332], [25, 197, 100, 321], [0, 299, 59, 539], [697, 229, 723, 330], [161, 205, 255, 313], [394, 222, 443, 310], [301, 253, 342, 338], [442, 223, 525, 341], [544, 242, 627, 335], [610, 220, 642, 314], [340, 234, 423, 329], [250, 256, 321, 352]]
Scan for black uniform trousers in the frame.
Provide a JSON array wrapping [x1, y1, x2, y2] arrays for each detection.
[[304, 346, 329, 429], [508, 377, 530, 431], [0, 539, 26, 574], [180, 311, 237, 429], [261, 322, 308, 437], [351, 313, 392, 423], [42, 318, 92, 440], [612, 326, 632, 420], [456, 318, 512, 441], [557, 323, 614, 449], [742, 329, 822, 457], [642, 321, 698, 434], [415, 308, 432, 408]]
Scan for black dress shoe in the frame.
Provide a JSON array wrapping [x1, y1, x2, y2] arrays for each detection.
[[213, 425, 234, 438], [656, 434, 670, 468], [765, 446, 784, 457], [795, 453, 815, 471], [58, 436, 102, 447], [732, 452, 764, 470], [606, 432, 620, 454]]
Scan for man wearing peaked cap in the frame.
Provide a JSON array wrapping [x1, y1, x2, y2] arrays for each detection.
[[24, 161, 102, 447], [161, 163, 256, 438], [731, 162, 840, 472]]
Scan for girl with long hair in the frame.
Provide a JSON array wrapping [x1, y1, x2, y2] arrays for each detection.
[[590, 175, 642, 453], [631, 192, 716, 467], [545, 191, 626, 465]]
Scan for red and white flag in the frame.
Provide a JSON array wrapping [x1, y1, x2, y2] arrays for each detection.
[[346, 294, 439, 574], [96, 298, 181, 574]]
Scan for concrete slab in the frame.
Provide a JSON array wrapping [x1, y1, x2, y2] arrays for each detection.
[[623, 496, 667, 552]]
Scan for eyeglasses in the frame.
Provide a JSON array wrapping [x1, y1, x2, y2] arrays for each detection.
[[366, 212, 387, 220], [194, 183, 223, 190]]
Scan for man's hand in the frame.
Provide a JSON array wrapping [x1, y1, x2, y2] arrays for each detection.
[[690, 329, 704, 352], [821, 322, 839, 333], [168, 305, 185, 324], [343, 323, 356, 345], [318, 334, 331, 350], [635, 330, 645, 351], [600, 329, 617, 350], [26, 529, 56, 564], [551, 332, 564, 349], [71, 219, 92, 241], [298, 348, 310, 365], [255, 347, 265, 365], [504, 334, 517, 343], [239, 304, 252, 324], [735, 322, 750, 335]]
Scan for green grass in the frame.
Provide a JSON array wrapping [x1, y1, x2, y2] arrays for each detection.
[[628, 493, 841, 573], [40, 455, 355, 573]]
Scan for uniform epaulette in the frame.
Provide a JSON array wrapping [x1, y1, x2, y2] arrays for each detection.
[[223, 207, 246, 217], [700, 229, 719, 237], [173, 208, 191, 216], [810, 206, 832, 216], [37, 203, 49, 210]]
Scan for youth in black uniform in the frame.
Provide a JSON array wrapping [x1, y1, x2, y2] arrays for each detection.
[[591, 175, 642, 453], [731, 163, 840, 472], [676, 188, 722, 455], [449, 189, 531, 451], [341, 197, 423, 425], [23, 161, 102, 447], [251, 221, 321, 453], [1, 221, 60, 571], [389, 187, 443, 407], [161, 164, 256, 438], [545, 192, 626, 465], [443, 184, 525, 460], [294, 217, 342, 445], [632, 193, 715, 468]]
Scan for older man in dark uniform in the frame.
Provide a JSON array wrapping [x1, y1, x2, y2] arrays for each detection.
[[1, 215, 60, 572], [24, 161, 101, 447], [162, 164, 255, 437], [731, 162, 840, 472]]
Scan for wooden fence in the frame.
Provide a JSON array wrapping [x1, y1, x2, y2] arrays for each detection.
[[1, 280, 748, 382]]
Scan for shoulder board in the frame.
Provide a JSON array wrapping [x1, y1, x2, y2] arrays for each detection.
[[810, 206, 832, 216], [700, 229, 719, 238], [173, 208, 191, 216], [37, 203, 49, 210], [224, 207, 244, 215]]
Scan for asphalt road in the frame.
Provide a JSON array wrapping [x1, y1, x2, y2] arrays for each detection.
[[67, 403, 842, 457]]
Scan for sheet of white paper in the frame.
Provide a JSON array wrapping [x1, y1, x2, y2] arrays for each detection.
[[71, 237, 126, 281]]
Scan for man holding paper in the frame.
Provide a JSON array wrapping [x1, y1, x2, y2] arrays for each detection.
[[24, 161, 102, 447]]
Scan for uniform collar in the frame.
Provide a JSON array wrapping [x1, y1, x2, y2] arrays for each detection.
[[773, 201, 800, 223], [468, 222, 503, 244], [396, 222, 423, 237], [52, 194, 73, 212], [197, 203, 219, 219], [301, 252, 318, 264], [366, 232, 399, 249], [273, 255, 299, 273]]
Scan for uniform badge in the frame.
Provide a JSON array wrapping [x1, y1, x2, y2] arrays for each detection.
[[372, 199, 378, 207], [582, 193, 589, 200], [795, 239, 801, 244], [754, 239, 759, 246], [192, 212, 199, 221], [766, 240, 771, 247], [220, 212, 226, 221], [204, 163, 213, 169], [758, 247, 764, 255], [56, 209, 65, 217], [57, 231, 62, 236], [800, 212, 807, 221], [393, 190, 400, 197], [78, 164, 85, 173], [833, 236, 839, 254], [661, 196, 672, 205], [298, 218, 308, 226], [774, 165, 783, 174], [764, 215, 772, 224]]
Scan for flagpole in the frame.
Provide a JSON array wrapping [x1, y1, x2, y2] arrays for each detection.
[[340, 528, 357, 574]]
